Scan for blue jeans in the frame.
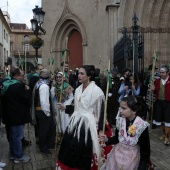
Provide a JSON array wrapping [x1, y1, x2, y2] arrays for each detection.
[[9, 125, 24, 158]]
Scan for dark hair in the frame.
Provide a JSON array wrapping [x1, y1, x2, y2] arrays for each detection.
[[94, 68, 100, 77], [61, 61, 68, 67], [121, 96, 146, 117], [80, 65, 95, 81], [11, 68, 22, 78]]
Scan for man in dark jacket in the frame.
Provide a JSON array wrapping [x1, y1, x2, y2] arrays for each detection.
[[107, 68, 121, 125], [29, 64, 44, 91], [1, 68, 32, 163]]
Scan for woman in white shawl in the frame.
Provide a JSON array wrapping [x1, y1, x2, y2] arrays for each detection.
[[56, 65, 105, 170]]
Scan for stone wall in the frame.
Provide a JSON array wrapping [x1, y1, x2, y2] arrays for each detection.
[[42, 0, 170, 72]]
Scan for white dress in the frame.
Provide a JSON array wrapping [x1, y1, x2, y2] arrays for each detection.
[[51, 86, 74, 133], [56, 81, 105, 170]]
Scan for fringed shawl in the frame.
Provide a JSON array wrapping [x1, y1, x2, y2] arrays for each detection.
[[67, 81, 105, 159]]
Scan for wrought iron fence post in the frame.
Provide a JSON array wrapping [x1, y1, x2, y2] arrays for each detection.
[[132, 13, 139, 74]]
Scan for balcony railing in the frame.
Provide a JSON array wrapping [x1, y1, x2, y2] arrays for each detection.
[[13, 50, 42, 57]]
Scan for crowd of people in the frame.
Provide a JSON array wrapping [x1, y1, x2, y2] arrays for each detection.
[[0, 61, 169, 170]]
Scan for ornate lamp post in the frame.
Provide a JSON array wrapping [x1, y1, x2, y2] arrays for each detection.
[[23, 35, 29, 73], [30, 5, 46, 64]]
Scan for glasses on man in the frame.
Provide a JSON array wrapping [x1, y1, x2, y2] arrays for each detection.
[[160, 72, 165, 74]]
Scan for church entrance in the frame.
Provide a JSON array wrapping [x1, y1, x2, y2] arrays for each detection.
[[67, 30, 83, 70]]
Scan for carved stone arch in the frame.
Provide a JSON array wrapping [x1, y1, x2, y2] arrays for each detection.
[[50, 5, 87, 68], [55, 19, 83, 49]]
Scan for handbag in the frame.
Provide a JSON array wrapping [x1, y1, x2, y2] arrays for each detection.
[[65, 104, 74, 115]]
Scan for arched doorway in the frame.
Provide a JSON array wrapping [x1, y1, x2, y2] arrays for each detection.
[[67, 30, 83, 70]]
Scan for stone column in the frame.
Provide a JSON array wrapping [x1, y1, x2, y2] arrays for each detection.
[[106, 3, 119, 68]]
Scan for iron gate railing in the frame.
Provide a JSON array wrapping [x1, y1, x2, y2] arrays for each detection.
[[113, 14, 144, 76]]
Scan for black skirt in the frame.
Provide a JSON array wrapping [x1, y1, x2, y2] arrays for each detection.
[[58, 122, 93, 170]]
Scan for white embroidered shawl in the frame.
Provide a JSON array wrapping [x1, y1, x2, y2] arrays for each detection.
[[116, 116, 149, 146], [67, 81, 105, 159]]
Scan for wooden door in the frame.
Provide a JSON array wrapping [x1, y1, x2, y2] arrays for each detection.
[[67, 30, 83, 70]]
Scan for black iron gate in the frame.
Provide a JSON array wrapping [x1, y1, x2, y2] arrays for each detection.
[[113, 14, 144, 76]]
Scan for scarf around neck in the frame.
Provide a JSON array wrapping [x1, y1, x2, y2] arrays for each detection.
[[1, 79, 22, 95], [36, 79, 49, 89], [55, 81, 69, 94]]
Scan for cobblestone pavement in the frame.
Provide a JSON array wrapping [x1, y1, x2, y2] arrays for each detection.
[[149, 128, 170, 170], [0, 125, 170, 170]]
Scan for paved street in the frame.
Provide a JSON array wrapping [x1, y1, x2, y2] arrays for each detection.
[[0, 125, 170, 170], [149, 128, 170, 170]]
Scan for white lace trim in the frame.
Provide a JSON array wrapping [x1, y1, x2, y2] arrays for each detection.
[[117, 116, 149, 146]]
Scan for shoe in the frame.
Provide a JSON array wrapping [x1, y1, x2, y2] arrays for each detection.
[[0, 162, 6, 167], [14, 155, 31, 164], [164, 138, 170, 146], [158, 134, 166, 140], [22, 138, 31, 146], [10, 156, 15, 160]]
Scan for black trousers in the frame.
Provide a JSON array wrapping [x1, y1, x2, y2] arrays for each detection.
[[35, 110, 56, 152]]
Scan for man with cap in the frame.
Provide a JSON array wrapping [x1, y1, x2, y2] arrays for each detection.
[[33, 69, 56, 154], [152, 65, 170, 145]]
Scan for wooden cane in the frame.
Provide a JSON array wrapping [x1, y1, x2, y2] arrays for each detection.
[[54, 37, 68, 158], [147, 52, 158, 127]]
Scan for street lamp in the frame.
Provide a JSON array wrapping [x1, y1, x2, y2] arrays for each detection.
[[30, 5, 46, 64], [24, 35, 30, 73]]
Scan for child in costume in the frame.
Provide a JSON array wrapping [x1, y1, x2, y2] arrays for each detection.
[[100, 96, 150, 170]]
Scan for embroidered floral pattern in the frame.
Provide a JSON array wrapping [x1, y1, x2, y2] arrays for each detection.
[[116, 116, 149, 146]]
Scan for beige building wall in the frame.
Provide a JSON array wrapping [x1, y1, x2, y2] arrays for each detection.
[[42, 0, 170, 71], [0, 10, 11, 71], [10, 27, 43, 71]]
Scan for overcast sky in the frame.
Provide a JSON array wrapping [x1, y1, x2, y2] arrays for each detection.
[[0, 0, 41, 28]]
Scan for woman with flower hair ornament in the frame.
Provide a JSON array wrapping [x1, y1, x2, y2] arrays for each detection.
[[100, 96, 150, 170]]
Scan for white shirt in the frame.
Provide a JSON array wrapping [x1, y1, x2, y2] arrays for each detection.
[[161, 76, 169, 85], [39, 84, 50, 116]]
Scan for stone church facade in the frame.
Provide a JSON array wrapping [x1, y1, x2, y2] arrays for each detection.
[[42, 0, 170, 72]]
